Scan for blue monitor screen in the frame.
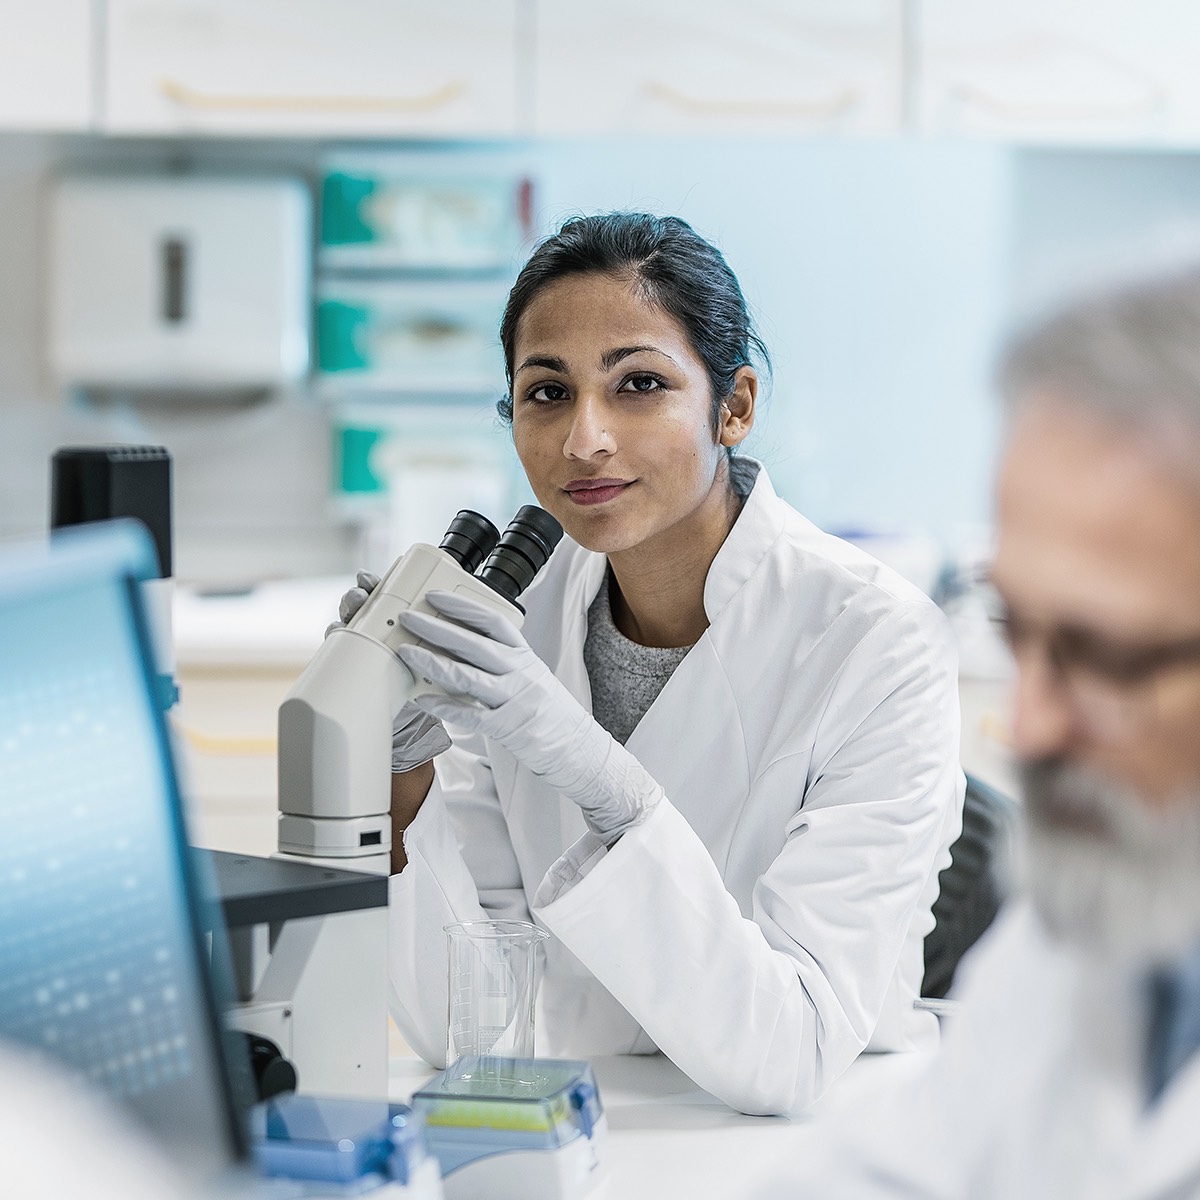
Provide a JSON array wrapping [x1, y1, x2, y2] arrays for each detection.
[[0, 524, 245, 1181]]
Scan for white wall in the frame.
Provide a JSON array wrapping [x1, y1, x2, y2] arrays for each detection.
[[1008, 148, 1200, 320]]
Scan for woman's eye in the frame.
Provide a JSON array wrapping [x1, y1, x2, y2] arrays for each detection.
[[527, 382, 569, 404], [619, 373, 665, 394]]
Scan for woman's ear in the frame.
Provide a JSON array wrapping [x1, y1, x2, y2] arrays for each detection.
[[719, 367, 758, 447]]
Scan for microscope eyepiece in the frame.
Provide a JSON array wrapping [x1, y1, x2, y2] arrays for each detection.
[[478, 506, 564, 605], [438, 510, 501, 575], [438, 506, 562, 605]]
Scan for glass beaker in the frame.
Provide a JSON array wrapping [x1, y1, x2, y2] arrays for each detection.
[[445, 920, 549, 1068]]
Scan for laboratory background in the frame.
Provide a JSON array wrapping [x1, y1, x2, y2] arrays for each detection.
[[7, 1, 1200, 855], [3, 4, 1200, 1192]]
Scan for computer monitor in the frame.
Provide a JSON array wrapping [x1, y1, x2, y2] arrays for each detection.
[[0, 521, 249, 1183]]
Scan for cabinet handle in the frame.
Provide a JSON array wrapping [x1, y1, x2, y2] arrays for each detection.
[[949, 81, 1166, 123], [944, 37, 1166, 125], [158, 77, 466, 114], [644, 80, 860, 120]]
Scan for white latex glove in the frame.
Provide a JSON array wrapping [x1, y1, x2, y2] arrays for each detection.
[[329, 570, 452, 773], [395, 589, 663, 843]]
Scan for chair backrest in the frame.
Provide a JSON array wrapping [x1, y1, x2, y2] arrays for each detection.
[[922, 772, 1018, 999]]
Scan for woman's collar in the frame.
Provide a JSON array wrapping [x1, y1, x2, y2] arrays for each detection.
[[702, 458, 787, 620]]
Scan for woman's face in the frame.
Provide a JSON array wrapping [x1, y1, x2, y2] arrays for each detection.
[[510, 271, 749, 557]]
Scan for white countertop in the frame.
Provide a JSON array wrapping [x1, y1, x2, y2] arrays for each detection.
[[387, 1051, 922, 1199], [173, 576, 347, 668]]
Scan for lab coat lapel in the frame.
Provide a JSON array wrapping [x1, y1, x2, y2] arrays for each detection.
[[624, 636, 746, 864], [551, 547, 606, 708], [1072, 953, 1200, 1200], [702, 461, 786, 620], [1129, 1053, 1200, 1198], [619, 470, 784, 870]]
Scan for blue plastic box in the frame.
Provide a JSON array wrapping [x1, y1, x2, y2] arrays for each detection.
[[250, 1095, 429, 1187]]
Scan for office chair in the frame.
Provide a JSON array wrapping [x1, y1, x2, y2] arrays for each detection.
[[922, 772, 1018, 1000]]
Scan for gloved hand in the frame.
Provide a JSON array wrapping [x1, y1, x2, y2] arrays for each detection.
[[395, 589, 663, 844], [330, 570, 452, 773]]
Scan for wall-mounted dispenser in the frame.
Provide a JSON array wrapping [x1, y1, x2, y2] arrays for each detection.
[[48, 177, 311, 393]]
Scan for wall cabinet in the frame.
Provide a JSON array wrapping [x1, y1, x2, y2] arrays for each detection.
[[102, 0, 521, 137], [917, 1, 1200, 145], [9, 3, 1200, 147], [0, 0, 94, 131], [533, 0, 903, 137]]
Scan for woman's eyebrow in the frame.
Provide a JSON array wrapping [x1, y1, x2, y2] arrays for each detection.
[[600, 345, 677, 371], [516, 354, 569, 374]]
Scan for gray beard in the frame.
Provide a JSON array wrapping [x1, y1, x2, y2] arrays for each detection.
[[1019, 760, 1200, 966]]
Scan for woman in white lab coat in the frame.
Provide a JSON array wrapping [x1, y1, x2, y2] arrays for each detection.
[[364, 212, 964, 1116]]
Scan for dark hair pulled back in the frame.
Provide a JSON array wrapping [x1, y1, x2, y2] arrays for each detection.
[[498, 212, 770, 430]]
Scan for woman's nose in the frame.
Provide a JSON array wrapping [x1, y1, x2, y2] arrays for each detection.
[[562, 397, 615, 460]]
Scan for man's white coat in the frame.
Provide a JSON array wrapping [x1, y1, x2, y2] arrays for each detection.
[[755, 904, 1200, 1198]]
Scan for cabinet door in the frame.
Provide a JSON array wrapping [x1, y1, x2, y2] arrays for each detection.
[[103, 0, 520, 137], [0, 0, 94, 130], [534, 0, 902, 136], [918, 1, 1200, 145]]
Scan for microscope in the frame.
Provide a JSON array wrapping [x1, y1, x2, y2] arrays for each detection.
[[226, 507, 562, 1100], [277, 505, 563, 869]]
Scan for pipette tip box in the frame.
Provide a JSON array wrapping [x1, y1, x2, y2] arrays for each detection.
[[410, 1057, 604, 1200]]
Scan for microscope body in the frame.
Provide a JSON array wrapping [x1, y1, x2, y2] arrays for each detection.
[[277, 541, 525, 866], [260, 508, 559, 1097], [233, 544, 521, 1101]]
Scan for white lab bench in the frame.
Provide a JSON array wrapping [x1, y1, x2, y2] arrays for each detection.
[[171, 576, 1018, 862], [387, 1050, 922, 1199]]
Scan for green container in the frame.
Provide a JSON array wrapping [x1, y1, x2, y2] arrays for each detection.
[[317, 300, 371, 373], [336, 426, 387, 495], [320, 172, 378, 246]]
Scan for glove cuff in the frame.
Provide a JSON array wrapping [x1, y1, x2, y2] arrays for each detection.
[[392, 713, 452, 773], [563, 732, 664, 844]]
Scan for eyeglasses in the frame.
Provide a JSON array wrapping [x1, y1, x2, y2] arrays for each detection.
[[995, 609, 1200, 738]]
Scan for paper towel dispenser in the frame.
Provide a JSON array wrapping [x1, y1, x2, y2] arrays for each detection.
[[48, 177, 311, 392]]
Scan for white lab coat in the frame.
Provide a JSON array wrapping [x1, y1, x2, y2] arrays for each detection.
[[388, 463, 964, 1116], [0, 1042, 197, 1200], [756, 904, 1200, 1198]]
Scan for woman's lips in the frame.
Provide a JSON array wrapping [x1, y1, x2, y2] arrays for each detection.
[[563, 478, 632, 506]]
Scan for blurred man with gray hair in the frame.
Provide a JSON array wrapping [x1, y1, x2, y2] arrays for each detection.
[[757, 269, 1200, 1198]]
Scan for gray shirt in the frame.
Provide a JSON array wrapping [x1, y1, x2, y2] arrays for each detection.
[[584, 571, 693, 746]]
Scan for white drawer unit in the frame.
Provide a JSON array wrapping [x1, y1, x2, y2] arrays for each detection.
[[533, 0, 903, 137], [917, 0, 1200, 146], [102, 0, 522, 137]]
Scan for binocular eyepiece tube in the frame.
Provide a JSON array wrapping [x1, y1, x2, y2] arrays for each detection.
[[438, 506, 564, 605], [438, 511, 501, 575]]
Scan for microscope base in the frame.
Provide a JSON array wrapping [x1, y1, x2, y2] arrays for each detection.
[[279, 812, 391, 860]]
